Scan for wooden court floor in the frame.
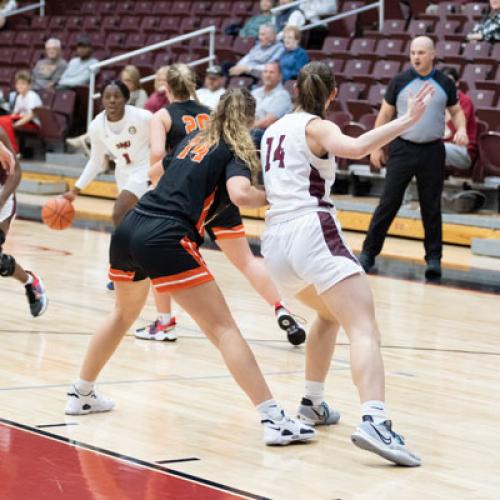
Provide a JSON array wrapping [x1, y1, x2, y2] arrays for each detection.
[[1, 220, 500, 499]]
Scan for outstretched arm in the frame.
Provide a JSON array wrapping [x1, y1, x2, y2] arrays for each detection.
[[311, 83, 435, 160], [227, 176, 267, 209]]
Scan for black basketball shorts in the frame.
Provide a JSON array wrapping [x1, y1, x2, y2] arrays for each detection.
[[109, 210, 213, 293], [205, 203, 245, 241]]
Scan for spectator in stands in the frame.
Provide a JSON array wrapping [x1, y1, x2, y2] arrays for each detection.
[[0, 70, 41, 154], [32, 38, 67, 91], [467, 0, 500, 42], [120, 65, 148, 108], [239, 0, 274, 38], [441, 66, 478, 170], [144, 66, 169, 114], [279, 26, 309, 82], [302, 0, 338, 22], [251, 62, 292, 144], [275, 0, 306, 37], [358, 36, 468, 280], [0, 0, 16, 30], [57, 35, 98, 89], [196, 65, 226, 109], [229, 24, 284, 79]]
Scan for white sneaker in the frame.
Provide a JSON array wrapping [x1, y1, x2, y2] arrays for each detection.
[[262, 412, 316, 445], [65, 385, 115, 415], [134, 318, 177, 341]]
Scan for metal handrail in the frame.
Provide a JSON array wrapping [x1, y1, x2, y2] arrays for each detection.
[[87, 26, 216, 128], [271, 0, 306, 15], [5, 1, 45, 17], [300, 1, 384, 33]]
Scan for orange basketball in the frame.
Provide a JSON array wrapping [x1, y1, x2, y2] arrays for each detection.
[[41, 197, 75, 230]]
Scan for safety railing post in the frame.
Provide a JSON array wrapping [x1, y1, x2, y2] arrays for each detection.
[[87, 69, 96, 130]]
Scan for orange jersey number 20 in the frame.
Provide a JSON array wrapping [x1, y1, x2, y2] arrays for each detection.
[[182, 114, 209, 134]]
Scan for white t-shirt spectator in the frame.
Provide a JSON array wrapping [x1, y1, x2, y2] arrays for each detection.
[[13, 90, 42, 115], [252, 83, 292, 125], [196, 88, 225, 110]]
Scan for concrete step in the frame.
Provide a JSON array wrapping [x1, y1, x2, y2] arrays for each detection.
[[46, 152, 87, 168], [18, 179, 67, 195], [471, 238, 500, 258]]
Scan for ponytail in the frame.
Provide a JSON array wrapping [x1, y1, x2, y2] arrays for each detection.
[[296, 61, 336, 118], [166, 63, 198, 101]]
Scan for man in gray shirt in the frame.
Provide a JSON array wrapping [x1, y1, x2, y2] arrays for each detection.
[[57, 35, 98, 89], [250, 62, 292, 147], [359, 36, 468, 280], [32, 38, 67, 91], [230, 24, 285, 79]]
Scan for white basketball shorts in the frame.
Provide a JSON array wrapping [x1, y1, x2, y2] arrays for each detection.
[[261, 210, 363, 296], [116, 165, 150, 199], [0, 191, 15, 223]]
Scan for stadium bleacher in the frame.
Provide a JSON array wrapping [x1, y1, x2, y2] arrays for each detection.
[[0, 0, 498, 180]]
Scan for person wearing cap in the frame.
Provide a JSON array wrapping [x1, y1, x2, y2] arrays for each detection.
[[57, 35, 98, 89], [195, 66, 226, 109], [32, 38, 67, 91]]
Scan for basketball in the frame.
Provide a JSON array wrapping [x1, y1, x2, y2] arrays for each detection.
[[41, 197, 75, 230]]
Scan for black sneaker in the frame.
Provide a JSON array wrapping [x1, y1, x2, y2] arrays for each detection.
[[425, 259, 441, 281], [358, 253, 375, 273], [25, 271, 48, 317], [276, 307, 306, 346]]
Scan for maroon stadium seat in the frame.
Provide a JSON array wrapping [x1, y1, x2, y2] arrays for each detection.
[[135, 1, 153, 15], [0, 48, 14, 66], [83, 16, 101, 33], [120, 16, 141, 34], [326, 110, 352, 128], [66, 16, 84, 33], [37, 89, 55, 108], [131, 52, 154, 69], [376, 39, 406, 58], [80, 1, 97, 14], [106, 33, 126, 51], [349, 38, 377, 59], [192, 1, 211, 16], [102, 16, 121, 33], [200, 17, 223, 30], [359, 113, 377, 130], [346, 101, 375, 121], [125, 34, 147, 51], [212, 1, 233, 17], [462, 2, 489, 19], [116, 1, 136, 15], [159, 17, 182, 35], [462, 42, 491, 61], [140, 16, 161, 34], [323, 58, 345, 75], [232, 1, 253, 16], [97, 2, 116, 14], [14, 31, 33, 47], [462, 64, 494, 88], [382, 19, 407, 35], [435, 19, 463, 38], [468, 89, 496, 108], [12, 48, 33, 68], [366, 83, 388, 107], [343, 60, 372, 79], [337, 82, 367, 102], [372, 60, 401, 82], [322, 37, 351, 56], [436, 40, 462, 60], [478, 132, 500, 178], [408, 19, 435, 38], [180, 17, 199, 33], [52, 90, 76, 122], [476, 108, 500, 132], [30, 16, 49, 31], [153, 51, 173, 69], [171, 1, 192, 16], [233, 36, 255, 55]]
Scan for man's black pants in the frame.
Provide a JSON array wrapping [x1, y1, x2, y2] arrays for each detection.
[[362, 137, 446, 262]]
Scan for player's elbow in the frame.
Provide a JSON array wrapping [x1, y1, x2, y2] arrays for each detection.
[[229, 189, 250, 207]]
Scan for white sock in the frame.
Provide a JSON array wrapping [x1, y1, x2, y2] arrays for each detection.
[[256, 399, 283, 422], [75, 379, 95, 396], [305, 380, 325, 406], [157, 313, 171, 325], [24, 274, 33, 286], [361, 400, 387, 425]]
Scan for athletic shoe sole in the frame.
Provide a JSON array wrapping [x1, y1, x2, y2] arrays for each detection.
[[134, 331, 177, 341], [65, 406, 114, 416], [351, 428, 421, 467], [277, 314, 306, 346]]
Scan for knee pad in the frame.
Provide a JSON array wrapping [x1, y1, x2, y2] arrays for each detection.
[[0, 253, 16, 277]]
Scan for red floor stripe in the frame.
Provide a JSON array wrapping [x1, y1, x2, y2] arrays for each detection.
[[0, 421, 260, 499]]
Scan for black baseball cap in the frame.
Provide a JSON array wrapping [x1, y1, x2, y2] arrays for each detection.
[[206, 65, 223, 76], [76, 34, 92, 47]]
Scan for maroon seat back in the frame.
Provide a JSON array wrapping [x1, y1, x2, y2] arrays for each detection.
[[478, 132, 500, 177]]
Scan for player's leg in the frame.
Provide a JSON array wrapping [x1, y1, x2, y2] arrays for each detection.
[[211, 218, 305, 345], [170, 280, 315, 445], [112, 189, 139, 227], [320, 273, 421, 466], [0, 218, 47, 317], [294, 285, 341, 426], [66, 279, 150, 415]]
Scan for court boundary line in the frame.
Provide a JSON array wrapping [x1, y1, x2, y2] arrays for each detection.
[[0, 417, 268, 500]]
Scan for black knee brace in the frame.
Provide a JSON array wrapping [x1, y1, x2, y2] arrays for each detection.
[[0, 253, 16, 277], [0, 228, 5, 248]]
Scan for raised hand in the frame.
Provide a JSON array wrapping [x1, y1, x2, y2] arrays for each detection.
[[406, 83, 435, 124]]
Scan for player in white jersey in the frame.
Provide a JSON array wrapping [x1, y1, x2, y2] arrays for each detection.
[[62, 80, 173, 327], [63, 81, 151, 226], [261, 61, 434, 466]]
